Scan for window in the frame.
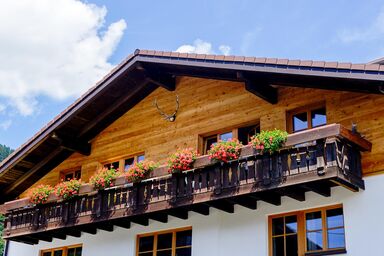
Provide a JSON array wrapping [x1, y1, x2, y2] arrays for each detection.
[[200, 123, 260, 154], [269, 205, 346, 256], [60, 169, 81, 181], [124, 154, 145, 171], [41, 245, 82, 256], [137, 227, 192, 256], [104, 161, 120, 170], [287, 104, 327, 133]]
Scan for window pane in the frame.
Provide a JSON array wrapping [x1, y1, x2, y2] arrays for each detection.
[[74, 170, 81, 180], [42, 252, 51, 256], [139, 236, 154, 252], [306, 211, 322, 231], [327, 208, 344, 229], [53, 250, 63, 256], [176, 230, 192, 247], [157, 233, 173, 250], [285, 215, 297, 234], [272, 236, 284, 256], [286, 234, 298, 256], [328, 228, 345, 249], [124, 158, 134, 171], [307, 231, 323, 251], [67, 248, 75, 256], [137, 155, 145, 162], [65, 173, 74, 181], [311, 108, 326, 127], [292, 112, 308, 132], [205, 137, 217, 153], [75, 247, 82, 256], [272, 217, 284, 236], [176, 248, 192, 256], [219, 132, 233, 141], [138, 253, 153, 256], [105, 161, 119, 170], [238, 124, 260, 145], [157, 250, 172, 256]]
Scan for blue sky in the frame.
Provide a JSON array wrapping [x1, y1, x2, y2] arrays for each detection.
[[0, 0, 383, 149]]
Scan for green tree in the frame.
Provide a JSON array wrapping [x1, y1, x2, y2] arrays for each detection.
[[0, 144, 13, 256]]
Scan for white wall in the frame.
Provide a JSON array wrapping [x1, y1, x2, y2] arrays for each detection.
[[7, 174, 384, 256]]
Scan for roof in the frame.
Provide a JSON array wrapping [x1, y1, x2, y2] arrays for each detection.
[[0, 49, 383, 202]]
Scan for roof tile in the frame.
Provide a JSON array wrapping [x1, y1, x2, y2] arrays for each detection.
[[244, 56, 256, 63], [265, 58, 277, 64], [195, 54, 207, 60], [351, 64, 366, 70], [179, 53, 188, 58], [287, 60, 300, 66], [205, 54, 216, 60], [312, 61, 325, 68], [162, 51, 172, 57], [337, 62, 352, 69], [224, 55, 235, 61], [300, 60, 313, 67], [277, 59, 289, 65], [215, 55, 225, 61], [170, 52, 180, 57], [234, 56, 245, 62], [254, 57, 266, 64], [324, 62, 338, 68], [365, 64, 380, 71]]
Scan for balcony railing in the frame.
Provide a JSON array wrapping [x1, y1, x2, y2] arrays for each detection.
[[1, 124, 371, 244]]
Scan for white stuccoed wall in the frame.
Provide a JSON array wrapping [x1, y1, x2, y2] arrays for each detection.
[[6, 174, 384, 256]]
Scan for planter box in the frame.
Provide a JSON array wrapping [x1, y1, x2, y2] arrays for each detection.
[[79, 184, 93, 195], [47, 193, 59, 203], [114, 176, 127, 186]]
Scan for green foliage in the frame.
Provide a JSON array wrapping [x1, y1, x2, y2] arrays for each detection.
[[249, 129, 288, 154], [0, 144, 13, 162]]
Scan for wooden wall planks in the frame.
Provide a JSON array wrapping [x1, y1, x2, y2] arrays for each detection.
[[19, 76, 384, 197]]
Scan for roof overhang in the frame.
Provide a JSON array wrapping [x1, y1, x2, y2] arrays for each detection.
[[0, 49, 383, 202]]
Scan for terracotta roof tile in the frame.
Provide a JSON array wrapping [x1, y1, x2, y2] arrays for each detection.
[[254, 57, 266, 64], [162, 51, 172, 57], [380, 65, 384, 72], [224, 55, 235, 61], [196, 54, 207, 60], [277, 59, 289, 65], [234, 56, 245, 62], [351, 64, 366, 70], [300, 60, 313, 67], [312, 61, 325, 68], [365, 64, 380, 72], [337, 63, 352, 69], [244, 56, 255, 63], [214, 55, 225, 61], [178, 53, 188, 58], [288, 60, 300, 66], [205, 54, 216, 60], [188, 53, 197, 59], [324, 62, 338, 68], [265, 58, 278, 64]]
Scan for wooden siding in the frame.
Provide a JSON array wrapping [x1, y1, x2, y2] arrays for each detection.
[[20, 77, 384, 197]]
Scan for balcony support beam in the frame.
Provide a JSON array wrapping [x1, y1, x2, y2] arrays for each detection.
[[207, 199, 235, 213]]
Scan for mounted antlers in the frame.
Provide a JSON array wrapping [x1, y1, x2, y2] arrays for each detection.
[[153, 95, 179, 122]]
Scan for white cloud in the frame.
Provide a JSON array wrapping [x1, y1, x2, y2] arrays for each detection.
[[0, 120, 12, 131], [0, 0, 127, 116], [339, 8, 384, 43], [176, 39, 231, 55]]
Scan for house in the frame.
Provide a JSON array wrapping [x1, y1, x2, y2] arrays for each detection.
[[0, 49, 383, 256]]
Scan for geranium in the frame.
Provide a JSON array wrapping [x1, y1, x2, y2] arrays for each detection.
[[208, 139, 243, 163], [167, 148, 199, 174], [54, 179, 82, 201], [29, 185, 53, 204], [90, 167, 121, 190], [126, 161, 158, 183], [249, 129, 288, 154]]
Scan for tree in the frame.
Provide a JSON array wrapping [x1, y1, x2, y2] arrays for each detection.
[[0, 144, 13, 162], [0, 144, 13, 256]]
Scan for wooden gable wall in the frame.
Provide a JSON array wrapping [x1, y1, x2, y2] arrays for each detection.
[[20, 76, 384, 197]]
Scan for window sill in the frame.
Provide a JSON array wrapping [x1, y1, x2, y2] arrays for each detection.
[[305, 248, 347, 256]]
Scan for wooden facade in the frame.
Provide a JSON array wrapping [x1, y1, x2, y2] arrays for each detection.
[[18, 76, 384, 198]]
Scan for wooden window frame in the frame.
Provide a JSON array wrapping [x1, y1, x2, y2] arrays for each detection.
[[287, 103, 327, 133], [59, 168, 82, 182], [102, 152, 145, 172], [40, 244, 82, 256], [198, 121, 260, 154], [136, 226, 192, 256], [268, 204, 346, 256]]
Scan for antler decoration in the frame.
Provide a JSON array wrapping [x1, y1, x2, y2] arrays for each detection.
[[153, 95, 179, 122]]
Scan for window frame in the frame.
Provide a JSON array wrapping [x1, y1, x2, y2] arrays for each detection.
[[40, 244, 82, 256], [268, 204, 346, 256], [102, 152, 145, 172], [198, 121, 260, 154], [136, 226, 192, 256], [287, 103, 327, 134], [59, 168, 81, 182]]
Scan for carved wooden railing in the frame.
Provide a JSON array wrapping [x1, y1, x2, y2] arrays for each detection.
[[2, 124, 371, 239]]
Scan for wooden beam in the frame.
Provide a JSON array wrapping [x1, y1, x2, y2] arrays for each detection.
[[207, 200, 235, 213], [65, 229, 82, 238], [77, 226, 97, 235], [279, 188, 306, 202], [238, 72, 277, 104], [96, 223, 114, 232], [3, 147, 63, 195], [112, 219, 131, 229], [131, 216, 149, 226], [168, 208, 189, 220], [257, 193, 281, 206], [232, 195, 257, 210], [28, 233, 52, 242], [148, 212, 168, 223], [136, 65, 176, 91], [50, 232, 67, 240], [10, 236, 39, 245], [302, 183, 331, 197], [52, 132, 91, 156], [189, 204, 210, 216]]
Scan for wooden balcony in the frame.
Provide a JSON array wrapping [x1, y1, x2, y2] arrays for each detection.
[[1, 124, 371, 244]]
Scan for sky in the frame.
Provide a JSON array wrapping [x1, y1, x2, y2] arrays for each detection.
[[0, 0, 384, 149]]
